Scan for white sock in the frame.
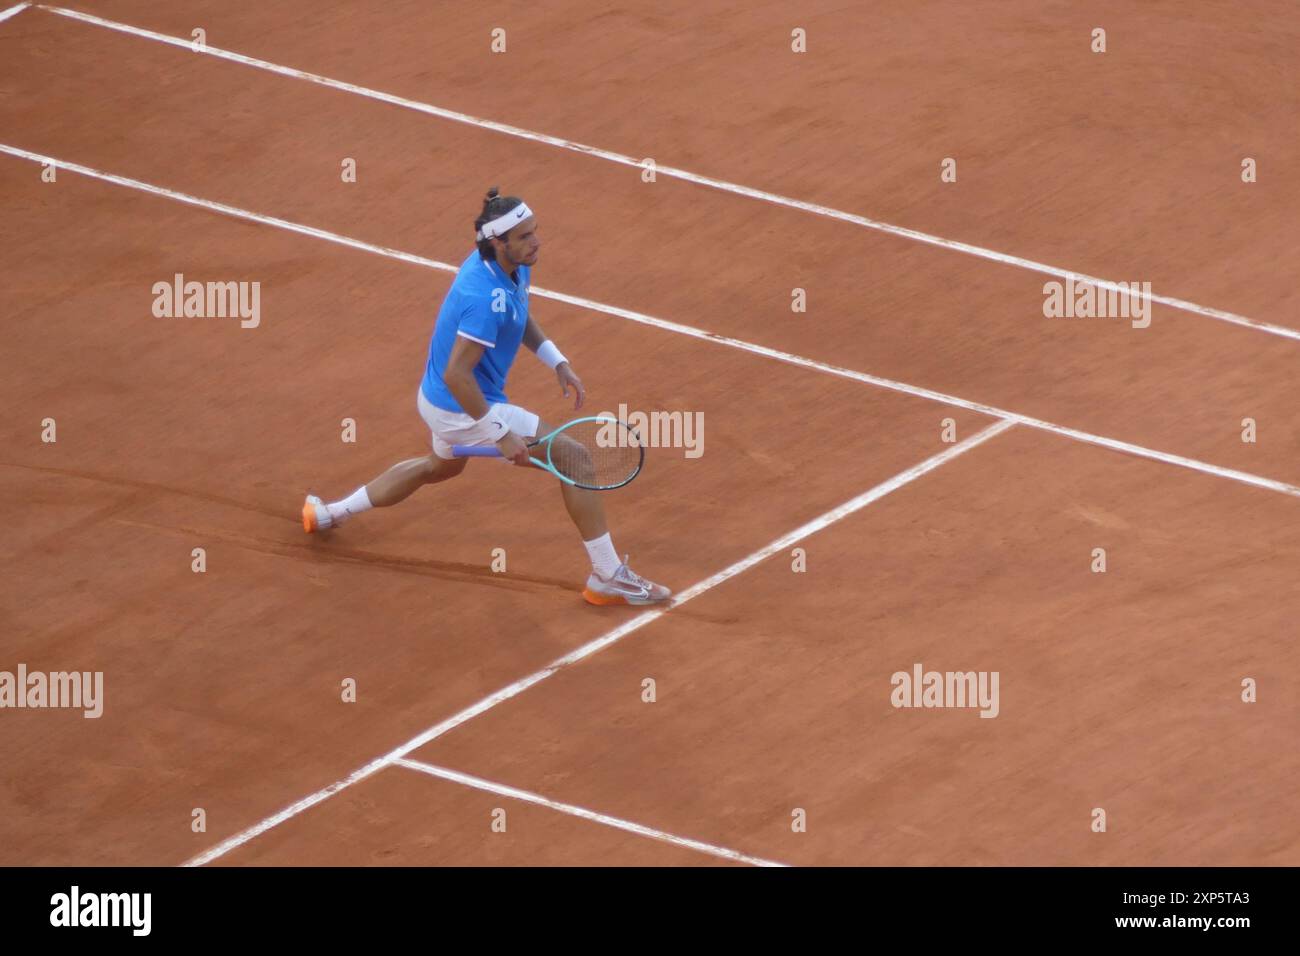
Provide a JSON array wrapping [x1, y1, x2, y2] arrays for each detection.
[[583, 532, 622, 579], [327, 486, 373, 526]]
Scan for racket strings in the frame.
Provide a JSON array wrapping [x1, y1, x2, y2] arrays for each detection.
[[547, 419, 643, 489]]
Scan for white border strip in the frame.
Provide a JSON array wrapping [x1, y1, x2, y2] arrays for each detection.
[[3, 141, 1297, 500], [0, 2, 30, 24], [394, 758, 786, 867], [33, 3, 1300, 343], [182, 420, 1015, 865], [0, 143, 444, 268]]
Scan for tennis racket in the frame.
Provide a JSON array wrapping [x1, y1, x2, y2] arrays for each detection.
[[451, 415, 645, 490]]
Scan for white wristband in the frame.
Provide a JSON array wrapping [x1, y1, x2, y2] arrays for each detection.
[[536, 340, 567, 370]]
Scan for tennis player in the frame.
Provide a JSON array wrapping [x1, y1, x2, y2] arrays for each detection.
[[302, 188, 671, 606]]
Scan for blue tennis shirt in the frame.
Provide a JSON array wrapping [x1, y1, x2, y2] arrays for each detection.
[[421, 251, 531, 413]]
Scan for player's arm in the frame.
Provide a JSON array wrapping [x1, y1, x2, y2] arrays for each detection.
[[522, 315, 548, 355], [444, 335, 493, 420], [444, 336, 530, 465], [523, 316, 585, 410]]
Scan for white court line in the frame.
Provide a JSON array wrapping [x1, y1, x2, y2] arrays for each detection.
[[0, 2, 29, 24], [4, 141, 1299, 501], [34, 3, 1300, 344], [393, 758, 786, 867], [182, 419, 1016, 865]]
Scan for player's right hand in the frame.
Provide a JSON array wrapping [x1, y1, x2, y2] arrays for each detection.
[[496, 431, 531, 467]]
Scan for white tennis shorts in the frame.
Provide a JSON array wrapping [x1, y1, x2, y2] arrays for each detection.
[[417, 387, 541, 460]]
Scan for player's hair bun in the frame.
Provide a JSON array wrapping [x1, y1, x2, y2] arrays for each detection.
[[485, 186, 500, 201]]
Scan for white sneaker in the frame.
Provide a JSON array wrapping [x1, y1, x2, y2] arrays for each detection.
[[583, 556, 672, 606], [302, 494, 333, 533]]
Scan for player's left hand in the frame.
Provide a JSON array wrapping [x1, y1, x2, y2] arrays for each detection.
[[557, 362, 585, 410]]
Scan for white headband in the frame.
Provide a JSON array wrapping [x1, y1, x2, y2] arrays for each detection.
[[477, 202, 533, 240]]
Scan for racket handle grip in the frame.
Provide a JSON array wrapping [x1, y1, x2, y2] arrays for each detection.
[[451, 445, 503, 458]]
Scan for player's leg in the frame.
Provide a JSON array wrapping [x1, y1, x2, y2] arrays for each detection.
[[544, 427, 606, 537], [559, 474, 608, 540], [529, 417, 670, 606], [303, 453, 466, 531], [303, 388, 472, 532], [367, 454, 466, 506]]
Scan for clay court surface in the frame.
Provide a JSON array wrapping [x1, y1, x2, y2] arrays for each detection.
[[1, 2, 1297, 866]]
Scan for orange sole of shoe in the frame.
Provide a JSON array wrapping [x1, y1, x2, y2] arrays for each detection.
[[582, 588, 628, 606]]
